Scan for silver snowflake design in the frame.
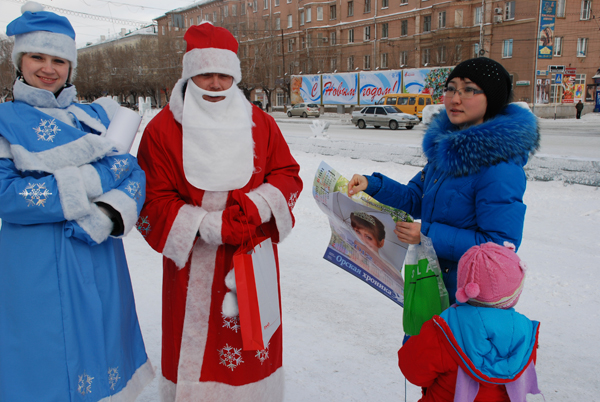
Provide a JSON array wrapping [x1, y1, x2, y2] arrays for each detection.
[[393, 292, 403, 305], [219, 344, 244, 371], [124, 180, 142, 201], [255, 343, 270, 365], [222, 313, 240, 333], [288, 191, 299, 209], [19, 183, 53, 207], [77, 372, 94, 396], [34, 118, 60, 142], [110, 158, 130, 179], [136, 216, 151, 237], [108, 367, 120, 390]]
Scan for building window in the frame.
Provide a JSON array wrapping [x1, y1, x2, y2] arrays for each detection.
[[455, 9, 463, 27], [264, 19, 269, 31], [317, 6, 323, 20], [277, 92, 284, 105], [348, 1, 354, 16], [553, 37, 562, 56], [232, 4, 237, 15], [331, 57, 337, 71], [306, 7, 312, 22], [381, 0, 388, 8], [556, 0, 566, 17], [263, 0, 268, 9], [423, 16, 431, 32], [276, 42, 281, 53], [224, 5, 229, 17], [505, 1, 515, 20], [213, 11, 217, 21], [300, 10, 305, 25], [330, 5, 336, 19], [301, 36, 306, 49], [288, 14, 293, 28], [381, 53, 388, 68], [474, 7, 482, 25], [348, 56, 354, 70], [437, 46, 446, 63], [581, 0, 592, 20], [577, 38, 588, 56], [317, 33, 324, 46], [241, 2, 246, 15], [274, 0, 279, 6], [330, 32, 336, 45], [400, 0, 407, 4], [364, 55, 371, 69], [400, 51, 408, 66], [348, 28, 354, 43], [438, 11, 446, 28], [288, 39, 294, 52], [364, 0, 371, 13], [474, 43, 480, 57], [455, 44, 462, 62], [364, 26, 371, 41], [401, 20, 408, 36], [382, 23, 388, 38], [502, 39, 513, 58], [275, 17, 280, 29], [307, 33, 312, 47], [422, 48, 430, 65], [253, 0, 257, 11]]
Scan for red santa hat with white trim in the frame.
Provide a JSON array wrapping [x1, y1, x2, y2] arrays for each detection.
[[181, 21, 242, 84]]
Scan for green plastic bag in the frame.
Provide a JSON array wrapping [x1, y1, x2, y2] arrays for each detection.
[[403, 234, 450, 336]]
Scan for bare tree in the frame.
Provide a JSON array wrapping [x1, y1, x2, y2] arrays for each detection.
[[0, 38, 15, 101]]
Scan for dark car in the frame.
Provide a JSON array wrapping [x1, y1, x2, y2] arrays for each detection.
[[252, 100, 263, 110]]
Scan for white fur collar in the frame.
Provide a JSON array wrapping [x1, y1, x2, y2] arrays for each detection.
[[13, 78, 76, 109]]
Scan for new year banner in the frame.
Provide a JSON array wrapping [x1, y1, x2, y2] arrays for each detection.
[[358, 71, 402, 105], [402, 68, 452, 104], [290, 75, 321, 104], [321, 73, 359, 105]]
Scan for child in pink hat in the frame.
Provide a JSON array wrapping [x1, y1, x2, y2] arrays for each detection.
[[398, 242, 542, 402]]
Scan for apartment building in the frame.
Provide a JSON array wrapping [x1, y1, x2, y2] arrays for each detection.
[[154, 0, 599, 115]]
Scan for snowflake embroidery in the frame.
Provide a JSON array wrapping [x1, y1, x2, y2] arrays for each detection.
[[288, 191, 299, 209], [110, 158, 130, 179], [19, 183, 53, 207], [222, 313, 240, 333], [124, 180, 142, 201], [108, 367, 120, 390], [219, 344, 244, 371], [77, 372, 94, 396], [136, 216, 151, 237], [34, 118, 60, 142], [255, 343, 270, 365]]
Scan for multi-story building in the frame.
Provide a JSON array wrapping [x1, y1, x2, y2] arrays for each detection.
[[154, 0, 599, 116]]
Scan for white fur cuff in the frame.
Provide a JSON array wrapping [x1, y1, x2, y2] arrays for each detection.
[[163, 204, 208, 268], [75, 203, 113, 244], [198, 210, 224, 245], [94, 188, 139, 236], [54, 166, 91, 220], [79, 164, 103, 199], [247, 190, 272, 224], [253, 183, 293, 242]]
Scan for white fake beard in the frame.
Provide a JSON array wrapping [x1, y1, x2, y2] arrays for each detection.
[[182, 80, 254, 191]]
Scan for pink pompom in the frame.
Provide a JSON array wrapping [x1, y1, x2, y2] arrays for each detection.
[[503, 241, 516, 251], [456, 288, 469, 303], [464, 282, 480, 299], [519, 261, 528, 272]]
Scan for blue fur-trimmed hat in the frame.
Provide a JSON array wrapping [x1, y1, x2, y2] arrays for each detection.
[[6, 2, 77, 75]]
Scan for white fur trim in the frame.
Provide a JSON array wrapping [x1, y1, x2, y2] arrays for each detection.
[[12, 30, 77, 71], [94, 188, 139, 236], [11, 134, 116, 173], [182, 47, 241, 84], [222, 291, 238, 317], [160, 376, 177, 402], [163, 204, 208, 268], [246, 190, 272, 224], [93, 97, 120, 121], [168, 78, 186, 124], [202, 191, 229, 212], [98, 359, 155, 402], [66, 104, 108, 135], [225, 268, 236, 291], [79, 163, 103, 198], [252, 183, 293, 242], [54, 166, 91, 220], [75, 202, 114, 244], [198, 210, 223, 245], [0, 137, 12, 159]]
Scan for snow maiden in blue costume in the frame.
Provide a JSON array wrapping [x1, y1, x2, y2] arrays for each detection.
[[0, 3, 153, 401], [348, 57, 540, 303]]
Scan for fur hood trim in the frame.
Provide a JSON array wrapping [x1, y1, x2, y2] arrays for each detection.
[[423, 104, 540, 177]]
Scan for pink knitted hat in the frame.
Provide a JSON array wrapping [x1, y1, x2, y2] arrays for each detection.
[[456, 242, 527, 309]]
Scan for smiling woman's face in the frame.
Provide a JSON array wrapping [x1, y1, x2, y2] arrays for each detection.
[[21, 53, 70, 94], [444, 77, 488, 128]]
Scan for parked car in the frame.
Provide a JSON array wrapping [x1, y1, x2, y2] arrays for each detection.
[[287, 103, 320, 118], [351, 105, 420, 130], [376, 93, 433, 119]]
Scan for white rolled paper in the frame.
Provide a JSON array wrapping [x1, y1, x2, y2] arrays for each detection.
[[105, 106, 142, 155]]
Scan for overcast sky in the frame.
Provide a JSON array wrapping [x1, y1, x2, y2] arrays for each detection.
[[1, 0, 196, 47]]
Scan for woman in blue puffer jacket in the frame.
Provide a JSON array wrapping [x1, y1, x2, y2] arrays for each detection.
[[348, 57, 540, 303]]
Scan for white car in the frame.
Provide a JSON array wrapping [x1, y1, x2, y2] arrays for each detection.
[[351, 105, 420, 130]]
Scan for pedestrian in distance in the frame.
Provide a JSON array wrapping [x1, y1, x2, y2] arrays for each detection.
[[347, 57, 540, 304], [0, 2, 154, 401], [137, 21, 303, 402], [398, 242, 542, 402], [575, 100, 584, 119]]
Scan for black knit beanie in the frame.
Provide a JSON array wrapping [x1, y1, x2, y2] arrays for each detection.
[[445, 57, 513, 120]]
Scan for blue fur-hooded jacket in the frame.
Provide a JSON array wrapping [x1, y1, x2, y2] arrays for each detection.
[[366, 104, 539, 294]]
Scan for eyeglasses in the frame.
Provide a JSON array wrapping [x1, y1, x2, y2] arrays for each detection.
[[443, 86, 485, 99]]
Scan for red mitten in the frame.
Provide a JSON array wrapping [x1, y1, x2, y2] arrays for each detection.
[[220, 205, 257, 246], [230, 190, 263, 227]]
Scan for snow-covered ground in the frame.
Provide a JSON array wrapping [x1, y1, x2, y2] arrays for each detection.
[[130, 111, 600, 401]]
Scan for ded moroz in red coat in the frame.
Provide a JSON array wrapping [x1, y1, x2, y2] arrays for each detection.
[[137, 83, 302, 402]]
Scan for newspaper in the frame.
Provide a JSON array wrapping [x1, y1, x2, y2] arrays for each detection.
[[313, 161, 412, 306]]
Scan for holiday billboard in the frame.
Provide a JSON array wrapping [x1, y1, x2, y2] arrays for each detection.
[[402, 67, 452, 104], [358, 70, 402, 105], [290, 75, 321, 104], [321, 73, 359, 105], [538, 0, 556, 59]]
